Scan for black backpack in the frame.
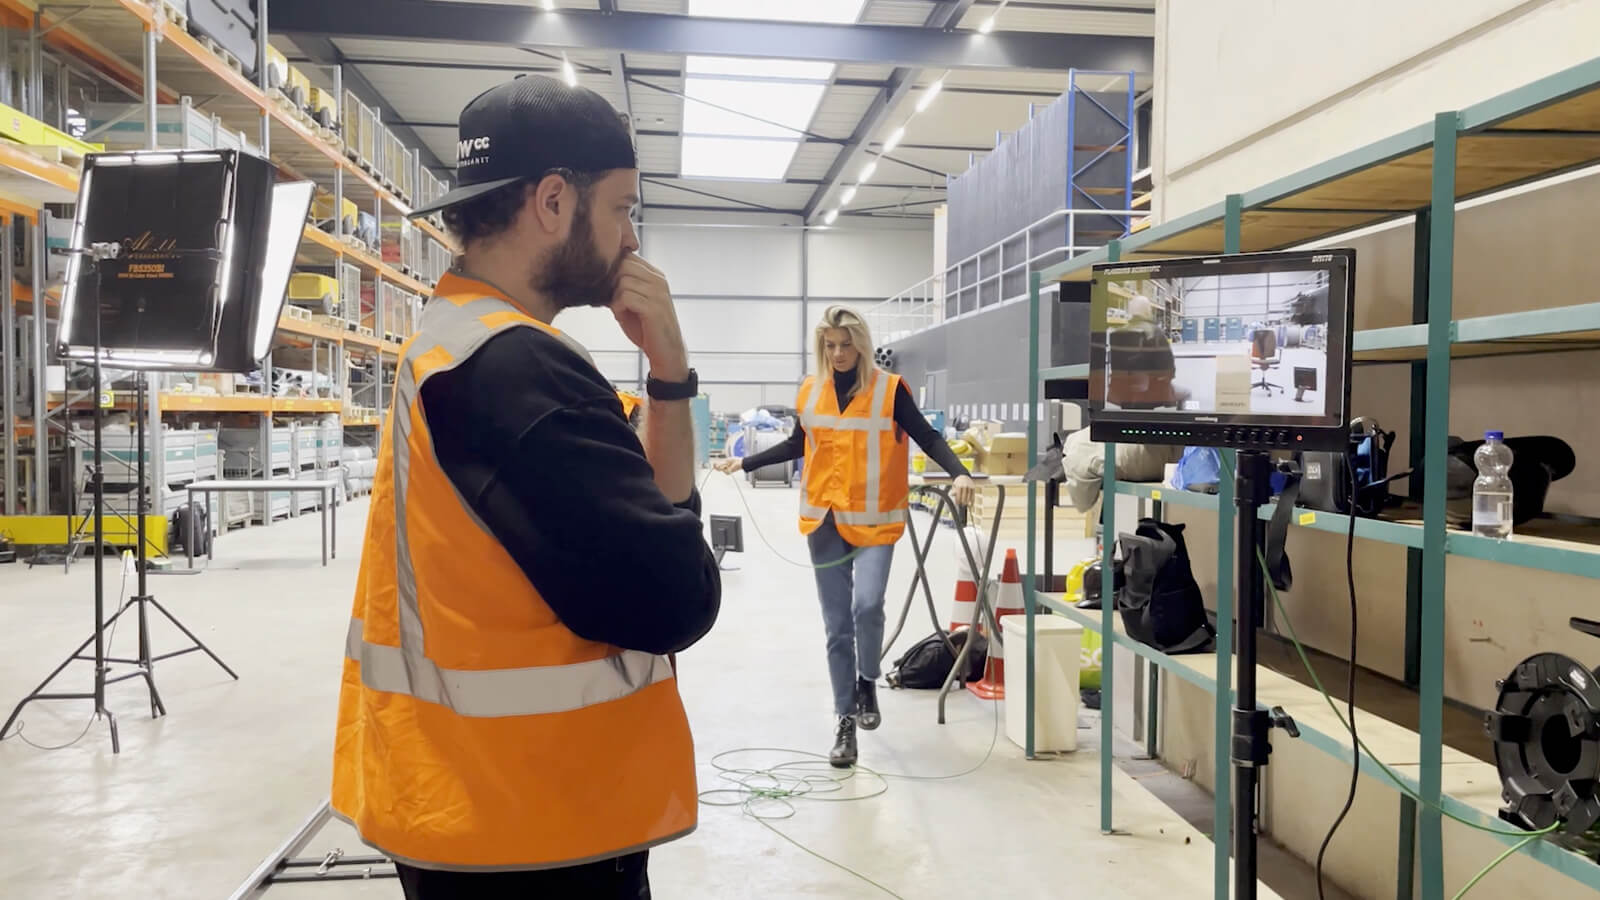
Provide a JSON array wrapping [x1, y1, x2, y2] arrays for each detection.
[[886, 629, 988, 689], [1117, 518, 1215, 655]]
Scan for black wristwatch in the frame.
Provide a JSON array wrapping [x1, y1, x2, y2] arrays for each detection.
[[646, 368, 698, 401]]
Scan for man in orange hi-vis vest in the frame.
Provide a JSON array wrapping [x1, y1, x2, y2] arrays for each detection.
[[332, 75, 720, 899]]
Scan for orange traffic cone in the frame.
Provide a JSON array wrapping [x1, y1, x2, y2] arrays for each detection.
[[947, 525, 986, 631], [970, 549, 1025, 700]]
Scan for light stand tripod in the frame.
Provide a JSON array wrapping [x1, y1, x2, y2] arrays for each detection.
[[1230, 450, 1301, 900], [0, 244, 237, 754]]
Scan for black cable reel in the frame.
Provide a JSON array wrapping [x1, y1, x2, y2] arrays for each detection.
[[1486, 617, 1600, 838]]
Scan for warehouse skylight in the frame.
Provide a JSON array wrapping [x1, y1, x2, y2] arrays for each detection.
[[678, 2, 863, 180], [685, 56, 835, 82], [679, 53, 840, 180], [682, 79, 827, 139], [686, 0, 866, 24], [682, 136, 811, 181]]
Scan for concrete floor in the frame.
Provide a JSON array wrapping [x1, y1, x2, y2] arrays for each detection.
[[1, 475, 1289, 899]]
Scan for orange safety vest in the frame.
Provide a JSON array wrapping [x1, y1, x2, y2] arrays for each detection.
[[617, 390, 642, 421], [331, 272, 697, 871], [796, 369, 909, 546]]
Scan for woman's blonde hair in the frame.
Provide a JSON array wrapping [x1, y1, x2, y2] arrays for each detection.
[[814, 305, 876, 400]]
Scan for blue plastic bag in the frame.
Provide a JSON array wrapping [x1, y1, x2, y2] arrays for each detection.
[[1172, 446, 1221, 491], [1173, 446, 1290, 494]]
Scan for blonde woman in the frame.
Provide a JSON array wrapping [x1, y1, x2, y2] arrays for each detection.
[[716, 306, 974, 766]]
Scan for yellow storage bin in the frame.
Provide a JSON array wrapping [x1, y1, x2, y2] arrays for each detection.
[[287, 67, 312, 108], [308, 86, 338, 127], [266, 44, 289, 92], [311, 190, 357, 232], [288, 273, 339, 315], [0, 515, 168, 554]]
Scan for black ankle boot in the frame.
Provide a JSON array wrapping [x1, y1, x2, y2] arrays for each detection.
[[856, 677, 881, 731], [829, 715, 858, 768]]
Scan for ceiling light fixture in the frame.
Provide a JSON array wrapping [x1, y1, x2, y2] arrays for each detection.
[[859, 160, 877, 182], [883, 126, 904, 153], [916, 79, 944, 113], [978, 15, 996, 33], [841, 185, 857, 204], [541, 0, 555, 10], [562, 55, 577, 87], [823, 209, 839, 225]]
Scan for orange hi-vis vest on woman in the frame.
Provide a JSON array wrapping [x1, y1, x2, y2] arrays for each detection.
[[796, 369, 909, 546], [331, 272, 697, 872]]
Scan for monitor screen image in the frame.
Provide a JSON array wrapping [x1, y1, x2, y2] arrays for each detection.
[[1088, 249, 1354, 450]]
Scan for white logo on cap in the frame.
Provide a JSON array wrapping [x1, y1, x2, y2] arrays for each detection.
[[457, 136, 491, 162]]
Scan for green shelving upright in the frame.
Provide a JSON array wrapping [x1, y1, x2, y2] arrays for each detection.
[[1024, 53, 1600, 900]]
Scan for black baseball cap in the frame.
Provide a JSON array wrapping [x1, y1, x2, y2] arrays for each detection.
[[409, 74, 636, 220]]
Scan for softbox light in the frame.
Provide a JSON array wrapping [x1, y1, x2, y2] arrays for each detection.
[[57, 149, 315, 373]]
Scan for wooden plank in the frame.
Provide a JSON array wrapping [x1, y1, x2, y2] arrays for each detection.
[[1496, 84, 1600, 133], [160, 393, 271, 413], [1266, 148, 1435, 211]]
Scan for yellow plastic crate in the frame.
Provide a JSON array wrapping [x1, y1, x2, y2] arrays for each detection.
[[287, 67, 312, 107], [0, 514, 168, 554], [311, 190, 357, 228], [308, 87, 338, 125], [266, 44, 289, 92], [289, 273, 339, 304]]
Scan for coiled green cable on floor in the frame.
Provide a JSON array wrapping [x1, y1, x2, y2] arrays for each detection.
[[698, 462, 1001, 896], [698, 681, 1003, 898]]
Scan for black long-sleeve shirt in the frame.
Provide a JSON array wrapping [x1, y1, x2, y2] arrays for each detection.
[[741, 368, 970, 477], [419, 327, 720, 656]]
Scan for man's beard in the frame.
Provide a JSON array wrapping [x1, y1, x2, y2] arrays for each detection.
[[534, 200, 623, 310]]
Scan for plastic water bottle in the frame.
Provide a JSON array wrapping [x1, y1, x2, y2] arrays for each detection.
[[1472, 432, 1514, 539]]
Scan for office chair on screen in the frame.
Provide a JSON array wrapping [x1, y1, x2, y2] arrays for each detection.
[[1250, 328, 1284, 395]]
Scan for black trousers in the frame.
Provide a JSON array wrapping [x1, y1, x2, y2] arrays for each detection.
[[395, 851, 650, 899]]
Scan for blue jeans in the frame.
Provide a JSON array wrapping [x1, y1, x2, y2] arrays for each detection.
[[807, 514, 896, 717]]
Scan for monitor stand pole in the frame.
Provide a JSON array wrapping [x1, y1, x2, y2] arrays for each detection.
[[1231, 450, 1299, 900]]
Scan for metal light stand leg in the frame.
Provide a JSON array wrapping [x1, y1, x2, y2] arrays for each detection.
[[937, 485, 1006, 724], [109, 378, 238, 692], [1, 256, 119, 751]]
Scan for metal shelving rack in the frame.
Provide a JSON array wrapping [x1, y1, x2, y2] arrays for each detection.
[[1023, 54, 1600, 900], [0, 0, 452, 524]]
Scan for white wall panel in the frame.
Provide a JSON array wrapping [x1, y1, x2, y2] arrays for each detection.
[[691, 352, 803, 384], [806, 227, 933, 299], [643, 225, 803, 296], [676, 299, 801, 353], [702, 383, 796, 415], [553, 305, 632, 354]]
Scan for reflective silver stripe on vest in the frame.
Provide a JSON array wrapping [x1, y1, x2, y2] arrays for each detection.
[[799, 370, 901, 524], [798, 502, 906, 527], [354, 293, 675, 718], [862, 371, 892, 519], [346, 619, 673, 718]]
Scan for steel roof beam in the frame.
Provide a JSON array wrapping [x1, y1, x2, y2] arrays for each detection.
[[799, 0, 977, 221], [272, 1, 1152, 73]]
